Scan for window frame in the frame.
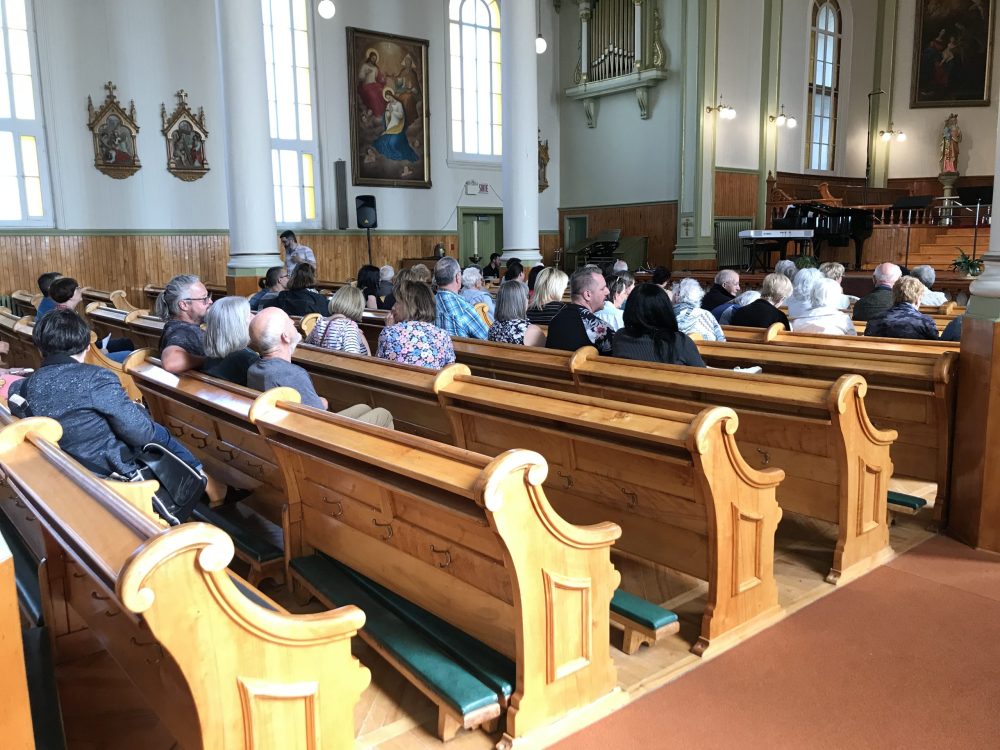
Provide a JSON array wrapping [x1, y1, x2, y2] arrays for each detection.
[[805, 0, 842, 174], [445, 0, 503, 169], [262, 0, 322, 229], [0, 0, 52, 228]]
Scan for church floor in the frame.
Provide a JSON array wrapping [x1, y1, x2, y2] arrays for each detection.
[[54, 513, 938, 749]]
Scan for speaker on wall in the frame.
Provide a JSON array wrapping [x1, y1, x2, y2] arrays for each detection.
[[334, 160, 349, 230], [356, 195, 378, 229]]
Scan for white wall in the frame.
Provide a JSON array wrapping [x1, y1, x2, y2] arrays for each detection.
[[886, 0, 1000, 178], [558, 0, 682, 207], [32, 0, 561, 232], [715, 0, 764, 171]]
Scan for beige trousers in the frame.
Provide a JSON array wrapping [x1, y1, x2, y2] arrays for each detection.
[[336, 403, 395, 430]]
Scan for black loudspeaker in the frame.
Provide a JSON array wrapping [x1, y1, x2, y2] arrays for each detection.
[[335, 160, 349, 230], [356, 195, 377, 228]]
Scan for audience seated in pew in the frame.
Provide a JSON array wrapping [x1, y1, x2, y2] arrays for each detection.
[[651, 264, 672, 289], [487, 280, 545, 346], [7, 309, 203, 482], [790, 277, 858, 335], [200, 296, 259, 386], [702, 269, 740, 311], [377, 264, 395, 298], [34, 271, 61, 318], [378, 280, 455, 368], [611, 283, 706, 367], [526, 266, 568, 324], [853, 262, 902, 321], [434, 257, 489, 339], [248, 265, 285, 311], [51, 276, 136, 362], [596, 271, 635, 331], [502, 260, 525, 283], [305, 285, 372, 355], [526, 263, 544, 296], [942, 313, 963, 342], [864, 276, 940, 340], [819, 261, 857, 310], [672, 277, 726, 341], [731, 273, 793, 330], [155, 274, 212, 374], [911, 265, 948, 307], [774, 259, 797, 283], [786, 268, 822, 319], [714, 290, 760, 325], [546, 265, 615, 353], [357, 263, 388, 310], [460, 266, 495, 317], [263, 262, 328, 317]]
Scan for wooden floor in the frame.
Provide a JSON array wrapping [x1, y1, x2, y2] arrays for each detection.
[[52, 510, 935, 750]]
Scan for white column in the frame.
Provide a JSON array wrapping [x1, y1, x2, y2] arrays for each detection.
[[500, 0, 541, 266], [215, 0, 280, 274], [968, 104, 1000, 305]]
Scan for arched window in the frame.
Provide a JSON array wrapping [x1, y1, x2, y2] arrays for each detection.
[[806, 0, 841, 172], [0, 0, 50, 226], [262, 0, 319, 226], [448, 0, 502, 159]]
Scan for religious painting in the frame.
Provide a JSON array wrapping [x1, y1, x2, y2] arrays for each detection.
[[161, 90, 210, 182], [911, 0, 995, 108], [87, 81, 141, 179], [347, 27, 431, 189]]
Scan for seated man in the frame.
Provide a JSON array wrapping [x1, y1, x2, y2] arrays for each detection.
[[154, 274, 213, 374], [703, 269, 740, 314], [459, 266, 495, 317], [864, 276, 939, 340], [482, 252, 502, 280], [546, 265, 614, 354], [377, 264, 395, 298], [910, 265, 948, 307], [853, 262, 901, 321], [34, 271, 62, 317], [433, 257, 489, 339], [247, 308, 393, 428]]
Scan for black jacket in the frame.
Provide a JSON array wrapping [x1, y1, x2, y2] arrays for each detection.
[[702, 284, 735, 312], [730, 299, 791, 330], [852, 286, 893, 321], [264, 288, 330, 317], [864, 304, 939, 340], [8, 355, 158, 476]]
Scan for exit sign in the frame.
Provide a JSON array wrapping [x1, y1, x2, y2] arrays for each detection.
[[478, 183, 489, 194]]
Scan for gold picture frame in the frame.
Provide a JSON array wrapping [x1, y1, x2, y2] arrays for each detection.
[[87, 81, 141, 179], [161, 90, 209, 182], [911, 0, 995, 108]]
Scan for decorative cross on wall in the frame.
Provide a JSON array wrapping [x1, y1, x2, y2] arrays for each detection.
[[682, 216, 694, 237]]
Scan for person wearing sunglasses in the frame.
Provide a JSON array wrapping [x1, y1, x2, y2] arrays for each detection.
[[155, 274, 214, 374]]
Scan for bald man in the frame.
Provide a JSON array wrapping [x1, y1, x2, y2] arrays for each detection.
[[247, 308, 393, 428], [853, 262, 901, 321]]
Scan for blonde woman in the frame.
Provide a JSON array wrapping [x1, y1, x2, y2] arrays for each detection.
[[306, 285, 371, 355], [527, 267, 568, 324]]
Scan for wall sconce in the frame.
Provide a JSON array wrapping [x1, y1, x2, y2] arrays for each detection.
[[317, 0, 336, 19], [879, 124, 906, 142], [768, 104, 797, 128], [706, 95, 736, 120]]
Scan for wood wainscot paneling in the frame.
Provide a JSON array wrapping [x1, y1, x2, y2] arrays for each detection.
[[714, 170, 758, 218], [557, 202, 677, 269], [887, 175, 994, 201]]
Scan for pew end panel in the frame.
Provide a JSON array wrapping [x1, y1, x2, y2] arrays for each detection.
[[0, 530, 35, 750]]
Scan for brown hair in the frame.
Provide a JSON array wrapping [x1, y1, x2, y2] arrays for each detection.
[[410, 264, 432, 284], [394, 280, 436, 323], [287, 262, 316, 291]]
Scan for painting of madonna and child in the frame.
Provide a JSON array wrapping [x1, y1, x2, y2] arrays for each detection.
[[347, 27, 431, 189], [911, 0, 996, 108]]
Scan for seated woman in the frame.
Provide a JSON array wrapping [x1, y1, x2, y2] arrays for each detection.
[[715, 290, 761, 326], [503, 261, 525, 283], [263, 262, 329, 316], [910, 265, 948, 307], [201, 296, 259, 386], [785, 268, 823, 319], [671, 278, 726, 342], [864, 276, 939, 340], [595, 272, 635, 331], [7, 309, 202, 478], [774, 259, 797, 283], [527, 267, 568, 324], [377, 281, 456, 369], [611, 283, 706, 367], [819, 261, 856, 310], [487, 280, 545, 346], [790, 278, 857, 335], [357, 264, 387, 310], [460, 266, 495, 317], [730, 273, 792, 330], [248, 266, 286, 312], [306, 285, 371, 355]]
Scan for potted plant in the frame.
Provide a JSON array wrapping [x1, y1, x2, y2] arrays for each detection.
[[792, 255, 818, 270], [950, 248, 984, 277]]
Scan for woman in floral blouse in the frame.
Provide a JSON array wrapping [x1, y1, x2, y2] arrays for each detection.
[[488, 280, 545, 346], [306, 285, 371, 355], [377, 280, 455, 368]]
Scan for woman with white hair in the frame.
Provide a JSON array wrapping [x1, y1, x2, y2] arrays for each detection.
[[671, 278, 726, 341], [774, 259, 797, 283], [786, 267, 824, 319], [819, 261, 856, 310], [201, 296, 259, 385], [790, 278, 857, 335], [717, 290, 762, 326], [910, 265, 947, 307], [459, 265, 495, 316]]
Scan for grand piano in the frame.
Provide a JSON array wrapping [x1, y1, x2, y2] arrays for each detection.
[[771, 202, 875, 269]]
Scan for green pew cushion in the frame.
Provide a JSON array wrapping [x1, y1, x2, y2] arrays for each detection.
[[191, 503, 282, 563], [332, 556, 514, 700], [0, 511, 43, 626], [887, 491, 928, 512], [611, 589, 679, 631], [22, 626, 67, 750], [230, 574, 278, 612], [291, 554, 500, 717]]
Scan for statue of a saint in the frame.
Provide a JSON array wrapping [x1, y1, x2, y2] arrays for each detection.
[[940, 113, 962, 174]]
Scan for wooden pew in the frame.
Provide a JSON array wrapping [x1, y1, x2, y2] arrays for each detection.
[[0, 309, 34, 369], [723, 323, 961, 355], [84, 303, 147, 341], [0, 414, 370, 749], [10, 290, 40, 318], [0, 527, 34, 750], [248, 391, 622, 745], [80, 287, 138, 312], [127, 313, 167, 350]]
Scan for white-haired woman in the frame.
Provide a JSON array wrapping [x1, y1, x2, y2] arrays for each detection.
[[671, 278, 725, 341], [201, 296, 259, 385], [459, 266, 495, 316], [786, 267, 824, 319], [910, 265, 947, 307], [819, 261, 856, 310], [774, 259, 797, 283], [790, 278, 857, 336]]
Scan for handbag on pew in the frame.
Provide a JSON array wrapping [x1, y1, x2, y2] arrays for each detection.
[[131, 443, 207, 526]]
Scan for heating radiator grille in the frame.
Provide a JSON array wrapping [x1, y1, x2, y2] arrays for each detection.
[[714, 217, 753, 269]]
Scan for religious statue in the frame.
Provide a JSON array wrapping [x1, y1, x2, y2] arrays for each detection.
[[940, 113, 962, 174], [538, 131, 549, 193]]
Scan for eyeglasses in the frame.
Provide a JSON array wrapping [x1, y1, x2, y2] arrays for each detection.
[[183, 295, 211, 303]]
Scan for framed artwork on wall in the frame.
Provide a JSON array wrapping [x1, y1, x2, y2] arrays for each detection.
[[346, 27, 431, 189], [87, 81, 141, 179], [161, 90, 209, 182], [911, 0, 995, 108]]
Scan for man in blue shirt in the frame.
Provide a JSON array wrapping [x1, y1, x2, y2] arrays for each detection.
[[34, 271, 62, 317], [433, 257, 489, 339]]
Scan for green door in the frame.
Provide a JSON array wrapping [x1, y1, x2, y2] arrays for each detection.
[[458, 209, 503, 267]]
